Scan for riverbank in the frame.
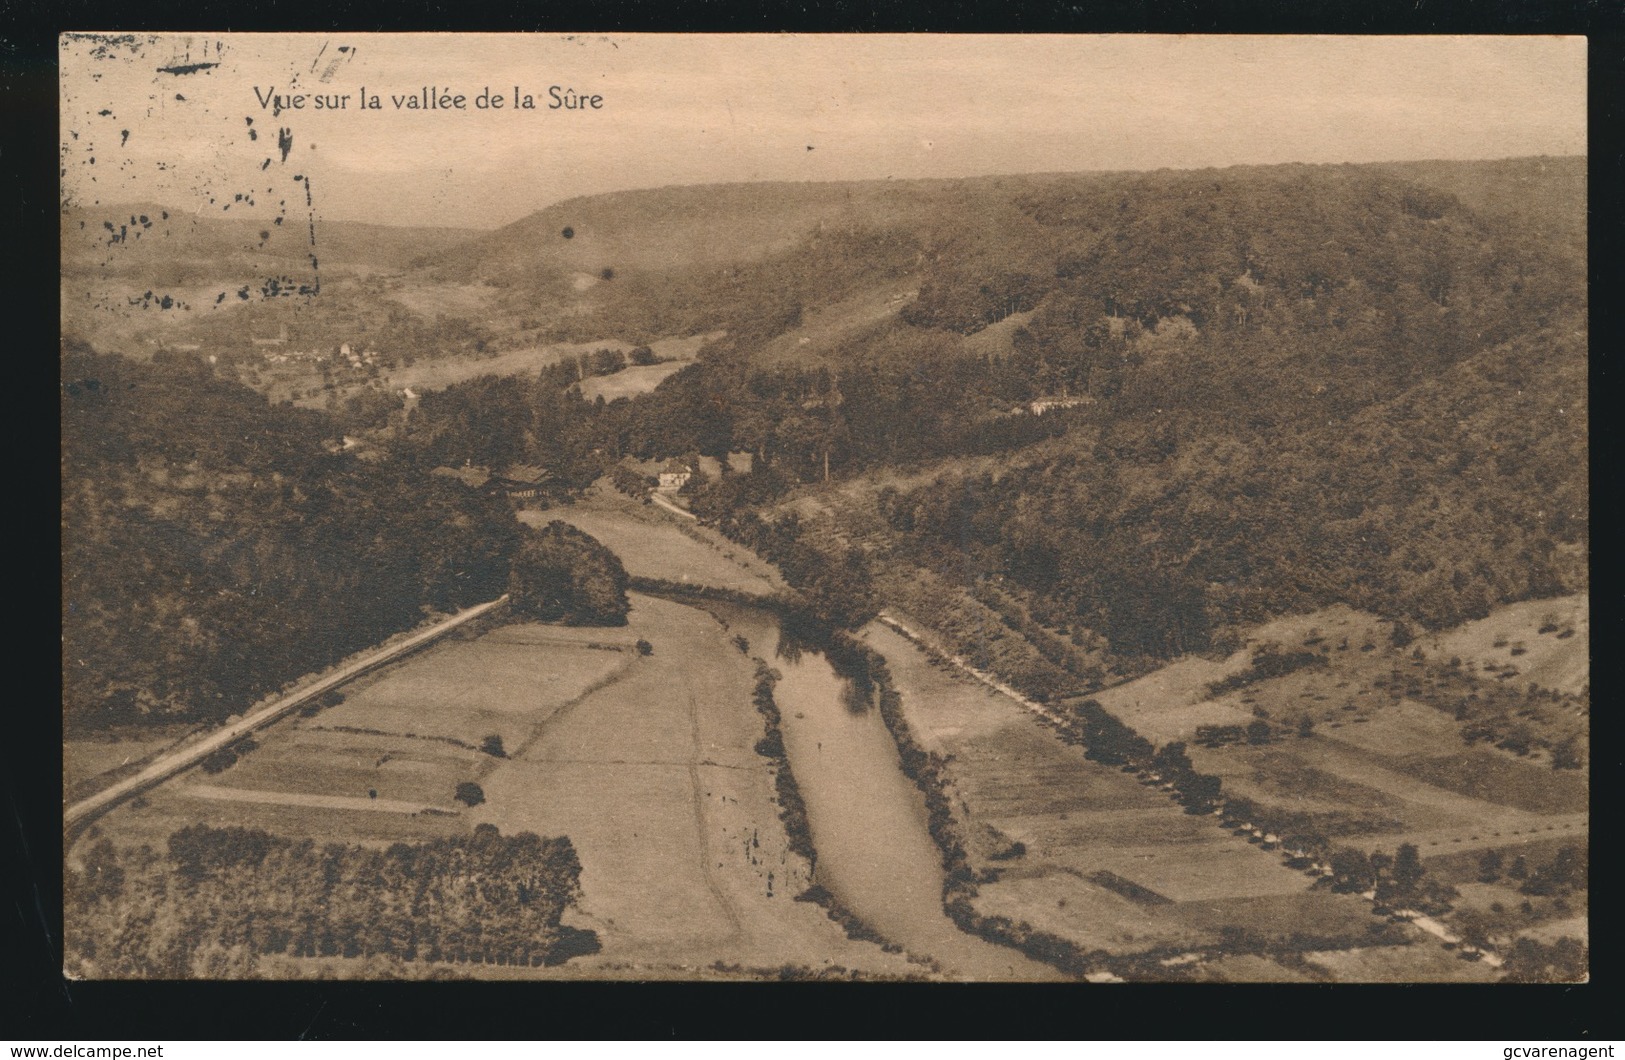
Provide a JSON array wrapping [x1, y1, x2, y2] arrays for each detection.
[[857, 619, 1405, 980], [73, 589, 919, 981], [712, 603, 1067, 981]]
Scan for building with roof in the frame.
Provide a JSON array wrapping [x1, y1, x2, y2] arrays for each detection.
[[657, 461, 693, 492]]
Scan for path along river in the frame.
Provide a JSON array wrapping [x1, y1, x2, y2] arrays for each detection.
[[709, 602, 1065, 981]]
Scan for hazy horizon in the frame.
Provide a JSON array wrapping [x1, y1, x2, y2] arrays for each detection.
[[68, 151, 1589, 235], [61, 34, 1586, 230]]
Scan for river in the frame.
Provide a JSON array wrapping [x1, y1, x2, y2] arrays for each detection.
[[710, 602, 1067, 981]]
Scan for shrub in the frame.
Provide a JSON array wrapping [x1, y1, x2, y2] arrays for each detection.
[[610, 465, 651, 498], [635, 639, 654, 656], [454, 781, 486, 807], [200, 739, 252, 775], [480, 734, 506, 758], [200, 749, 236, 774]]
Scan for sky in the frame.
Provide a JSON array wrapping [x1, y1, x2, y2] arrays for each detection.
[[60, 33, 1588, 231]]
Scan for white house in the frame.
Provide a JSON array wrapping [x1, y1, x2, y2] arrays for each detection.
[[658, 461, 693, 492]]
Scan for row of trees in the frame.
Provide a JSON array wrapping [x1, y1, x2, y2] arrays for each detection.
[[1065, 701, 1225, 813], [67, 824, 594, 978], [1478, 845, 1587, 897]]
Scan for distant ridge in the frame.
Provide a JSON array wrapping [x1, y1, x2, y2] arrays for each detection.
[[416, 156, 1585, 284]]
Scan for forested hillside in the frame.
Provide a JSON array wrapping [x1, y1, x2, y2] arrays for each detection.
[[864, 321, 1586, 660], [63, 156, 1587, 720], [574, 161, 1588, 669], [62, 343, 519, 731]]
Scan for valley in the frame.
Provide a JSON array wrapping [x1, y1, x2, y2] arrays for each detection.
[[62, 155, 1588, 984]]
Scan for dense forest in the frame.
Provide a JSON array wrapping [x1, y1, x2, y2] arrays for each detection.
[[63, 158, 1587, 725], [62, 343, 520, 731], [865, 322, 1586, 657], [65, 823, 594, 978], [629, 164, 1588, 664], [507, 521, 631, 625]]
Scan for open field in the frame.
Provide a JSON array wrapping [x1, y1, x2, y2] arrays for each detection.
[[64, 725, 197, 795], [757, 279, 918, 367], [1302, 943, 1503, 983], [1189, 953, 1317, 982], [313, 626, 634, 751], [1517, 916, 1589, 946], [380, 281, 500, 319], [960, 308, 1036, 358], [1419, 593, 1588, 695], [280, 328, 722, 408], [859, 621, 1403, 970], [181, 783, 439, 814], [73, 588, 914, 979], [531, 490, 786, 596], [579, 362, 687, 401], [376, 340, 624, 394]]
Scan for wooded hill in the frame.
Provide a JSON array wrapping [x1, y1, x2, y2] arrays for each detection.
[[62, 342, 520, 731], [62, 156, 1588, 721], [410, 157, 1583, 351], [527, 158, 1586, 669]]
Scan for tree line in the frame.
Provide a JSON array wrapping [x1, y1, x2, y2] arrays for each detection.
[[66, 823, 595, 978]]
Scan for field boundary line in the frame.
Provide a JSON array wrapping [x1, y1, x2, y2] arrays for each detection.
[[874, 612, 1067, 727], [65, 595, 510, 832]]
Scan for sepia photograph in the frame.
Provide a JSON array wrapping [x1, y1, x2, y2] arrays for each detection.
[[59, 32, 1588, 985]]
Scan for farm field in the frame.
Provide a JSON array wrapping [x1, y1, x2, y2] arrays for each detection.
[[858, 621, 1405, 974], [72, 590, 913, 980], [531, 491, 786, 596], [312, 624, 635, 751], [64, 724, 197, 796], [578, 362, 687, 401], [1068, 598, 1588, 977], [1090, 601, 1588, 847]]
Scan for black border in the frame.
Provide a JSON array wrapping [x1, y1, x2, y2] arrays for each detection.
[[13, 0, 1621, 1040]]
